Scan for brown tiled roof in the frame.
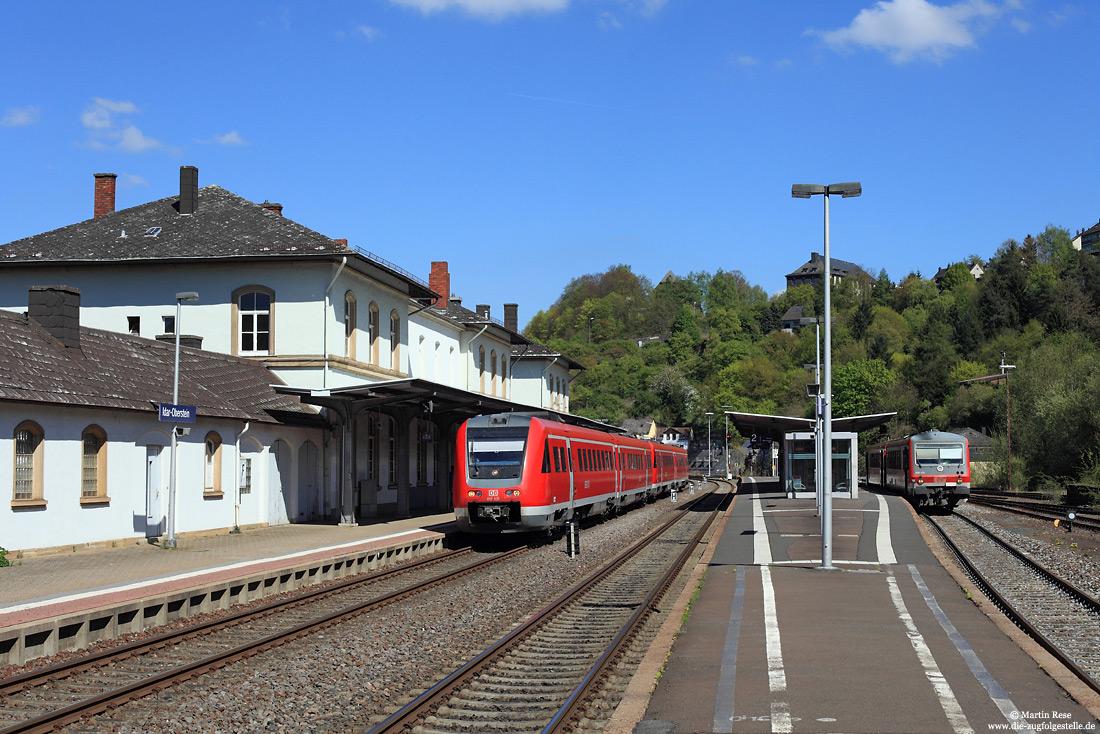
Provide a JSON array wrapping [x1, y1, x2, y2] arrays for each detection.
[[0, 309, 320, 425]]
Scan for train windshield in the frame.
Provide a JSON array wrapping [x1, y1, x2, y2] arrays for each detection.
[[467, 426, 528, 480], [913, 443, 965, 467]]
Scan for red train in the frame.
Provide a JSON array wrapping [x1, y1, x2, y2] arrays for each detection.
[[865, 430, 971, 510], [454, 412, 690, 533]]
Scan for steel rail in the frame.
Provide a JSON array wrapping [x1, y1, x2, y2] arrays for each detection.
[[0, 547, 526, 734], [967, 497, 1100, 532], [1, 546, 473, 697], [544, 486, 727, 733], [926, 514, 1100, 697], [367, 488, 720, 734]]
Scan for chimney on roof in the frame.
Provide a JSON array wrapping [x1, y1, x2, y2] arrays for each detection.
[[334, 238, 348, 247], [504, 303, 518, 332], [476, 304, 490, 320], [28, 285, 81, 349], [94, 173, 116, 218], [262, 200, 283, 217], [180, 166, 198, 215], [449, 295, 462, 309], [429, 261, 450, 309]]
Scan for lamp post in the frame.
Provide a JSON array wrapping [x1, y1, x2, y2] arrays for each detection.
[[792, 182, 861, 570], [722, 407, 733, 480], [165, 291, 199, 550], [1000, 352, 1016, 490], [705, 411, 714, 477]]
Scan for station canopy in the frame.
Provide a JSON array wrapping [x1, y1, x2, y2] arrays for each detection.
[[726, 411, 896, 439]]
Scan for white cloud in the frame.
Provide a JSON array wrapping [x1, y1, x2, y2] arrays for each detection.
[[389, 0, 569, 19], [216, 130, 248, 146], [356, 24, 383, 39], [119, 173, 150, 189], [117, 125, 164, 153], [811, 0, 1004, 63], [2, 106, 40, 127], [598, 11, 622, 30], [80, 98, 172, 153], [732, 55, 760, 67]]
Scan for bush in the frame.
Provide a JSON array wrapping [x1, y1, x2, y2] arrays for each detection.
[[0, 547, 9, 568]]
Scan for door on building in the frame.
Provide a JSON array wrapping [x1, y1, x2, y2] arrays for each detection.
[[298, 441, 319, 522], [145, 446, 163, 539]]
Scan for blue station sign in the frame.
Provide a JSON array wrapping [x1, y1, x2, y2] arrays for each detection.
[[158, 403, 197, 423]]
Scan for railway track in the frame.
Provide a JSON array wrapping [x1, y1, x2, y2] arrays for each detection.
[[368, 487, 727, 734], [0, 546, 525, 734], [967, 493, 1100, 532], [926, 512, 1100, 695]]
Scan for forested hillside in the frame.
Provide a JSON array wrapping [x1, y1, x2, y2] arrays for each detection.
[[524, 224, 1100, 490]]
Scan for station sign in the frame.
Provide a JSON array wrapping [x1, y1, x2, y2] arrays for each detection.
[[158, 403, 197, 423]]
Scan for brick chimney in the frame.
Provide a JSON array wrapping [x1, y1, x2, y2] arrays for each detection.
[[504, 303, 518, 332], [28, 285, 81, 349], [180, 166, 198, 215], [429, 261, 450, 309], [94, 173, 116, 218], [334, 238, 348, 248], [262, 200, 283, 217], [476, 304, 491, 321]]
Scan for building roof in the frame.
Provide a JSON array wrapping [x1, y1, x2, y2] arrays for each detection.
[[622, 417, 655, 435], [433, 298, 530, 346], [0, 184, 436, 300], [0, 308, 320, 425], [510, 340, 585, 370], [786, 251, 866, 281]]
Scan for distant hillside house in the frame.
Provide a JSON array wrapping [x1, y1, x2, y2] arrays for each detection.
[[786, 251, 867, 291], [780, 305, 805, 333], [660, 426, 692, 448], [1073, 220, 1100, 253], [933, 262, 984, 283], [622, 418, 657, 440]]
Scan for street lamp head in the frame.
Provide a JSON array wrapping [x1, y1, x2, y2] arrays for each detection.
[[827, 182, 862, 198], [176, 291, 199, 302], [791, 184, 825, 199]]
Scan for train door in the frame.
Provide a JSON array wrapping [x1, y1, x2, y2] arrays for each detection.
[[145, 445, 163, 539]]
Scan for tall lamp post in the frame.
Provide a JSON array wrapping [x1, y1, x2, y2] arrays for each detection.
[[165, 291, 199, 550], [705, 411, 714, 476], [792, 182, 861, 571], [722, 407, 734, 480], [1000, 352, 1016, 490]]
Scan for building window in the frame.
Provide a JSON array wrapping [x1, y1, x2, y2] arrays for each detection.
[[386, 416, 397, 487], [344, 291, 357, 359], [491, 350, 498, 396], [127, 316, 140, 335], [204, 432, 223, 495], [366, 414, 378, 480], [13, 421, 44, 504], [502, 359, 508, 398], [81, 425, 108, 501], [163, 315, 176, 335], [238, 291, 272, 355], [390, 310, 401, 371], [239, 456, 252, 495], [479, 347, 486, 393], [369, 302, 380, 365], [416, 419, 430, 485]]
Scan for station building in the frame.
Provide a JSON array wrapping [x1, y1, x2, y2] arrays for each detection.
[[0, 167, 581, 553]]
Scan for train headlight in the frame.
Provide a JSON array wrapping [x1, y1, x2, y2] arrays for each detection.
[[505, 489, 519, 497], [467, 490, 483, 498]]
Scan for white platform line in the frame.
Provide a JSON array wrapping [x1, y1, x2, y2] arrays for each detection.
[[753, 495, 772, 565], [760, 565, 791, 733], [875, 492, 897, 565], [887, 573, 974, 734]]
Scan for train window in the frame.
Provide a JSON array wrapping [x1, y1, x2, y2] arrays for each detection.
[[542, 440, 551, 474], [914, 444, 965, 466], [467, 426, 528, 480], [553, 445, 562, 473]]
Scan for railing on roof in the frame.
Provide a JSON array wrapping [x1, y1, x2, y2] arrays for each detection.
[[348, 244, 431, 292]]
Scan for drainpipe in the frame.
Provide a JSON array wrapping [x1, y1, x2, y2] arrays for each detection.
[[323, 257, 348, 388], [460, 324, 489, 391], [232, 421, 250, 533]]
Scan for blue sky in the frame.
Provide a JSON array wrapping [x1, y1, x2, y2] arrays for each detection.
[[2, 1, 1097, 327]]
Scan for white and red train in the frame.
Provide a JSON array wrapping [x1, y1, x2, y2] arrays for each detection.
[[454, 412, 690, 533], [865, 430, 971, 510]]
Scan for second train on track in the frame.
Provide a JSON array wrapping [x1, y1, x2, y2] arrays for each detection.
[[865, 429, 971, 510], [454, 412, 690, 533]]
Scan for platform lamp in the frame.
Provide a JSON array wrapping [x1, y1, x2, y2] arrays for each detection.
[[165, 291, 199, 550], [792, 182, 861, 571], [721, 407, 734, 480], [705, 412, 714, 477]]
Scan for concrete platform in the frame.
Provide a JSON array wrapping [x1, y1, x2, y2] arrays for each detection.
[[613, 477, 1100, 733], [0, 513, 456, 666]]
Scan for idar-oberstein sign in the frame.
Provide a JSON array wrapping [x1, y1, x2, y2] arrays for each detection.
[[158, 403, 197, 423]]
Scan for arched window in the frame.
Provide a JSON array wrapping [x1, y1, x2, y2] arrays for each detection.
[[233, 286, 275, 356], [344, 291, 357, 359], [366, 412, 378, 481], [386, 415, 397, 488], [81, 425, 108, 502], [369, 302, 380, 365], [13, 421, 44, 504], [390, 310, 401, 371], [501, 358, 508, 398], [479, 347, 486, 393], [204, 432, 223, 495], [416, 418, 435, 485], [490, 350, 497, 396]]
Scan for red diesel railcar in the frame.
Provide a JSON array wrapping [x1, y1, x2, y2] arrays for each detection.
[[866, 429, 971, 510], [454, 412, 689, 533]]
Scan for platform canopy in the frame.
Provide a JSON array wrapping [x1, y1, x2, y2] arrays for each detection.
[[725, 411, 896, 439]]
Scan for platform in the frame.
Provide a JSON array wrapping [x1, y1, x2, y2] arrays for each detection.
[[0, 513, 457, 666], [613, 477, 1100, 733]]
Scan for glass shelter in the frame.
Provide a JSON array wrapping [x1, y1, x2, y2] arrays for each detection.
[[783, 431, 858, 499]]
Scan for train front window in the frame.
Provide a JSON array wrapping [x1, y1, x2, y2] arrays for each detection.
[[467, 426, 528, 480], [914, 444, 965, 467]]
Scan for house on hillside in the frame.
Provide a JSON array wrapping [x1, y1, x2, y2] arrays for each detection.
[[0, 167, 584, 547], [933, 262, 984, 284], [1073, 220, 1100, 253], [1, 285, 324, 553], [622, 418, 657, 440], [786, 251, 867, 291], [660, 426, 692, 448]]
